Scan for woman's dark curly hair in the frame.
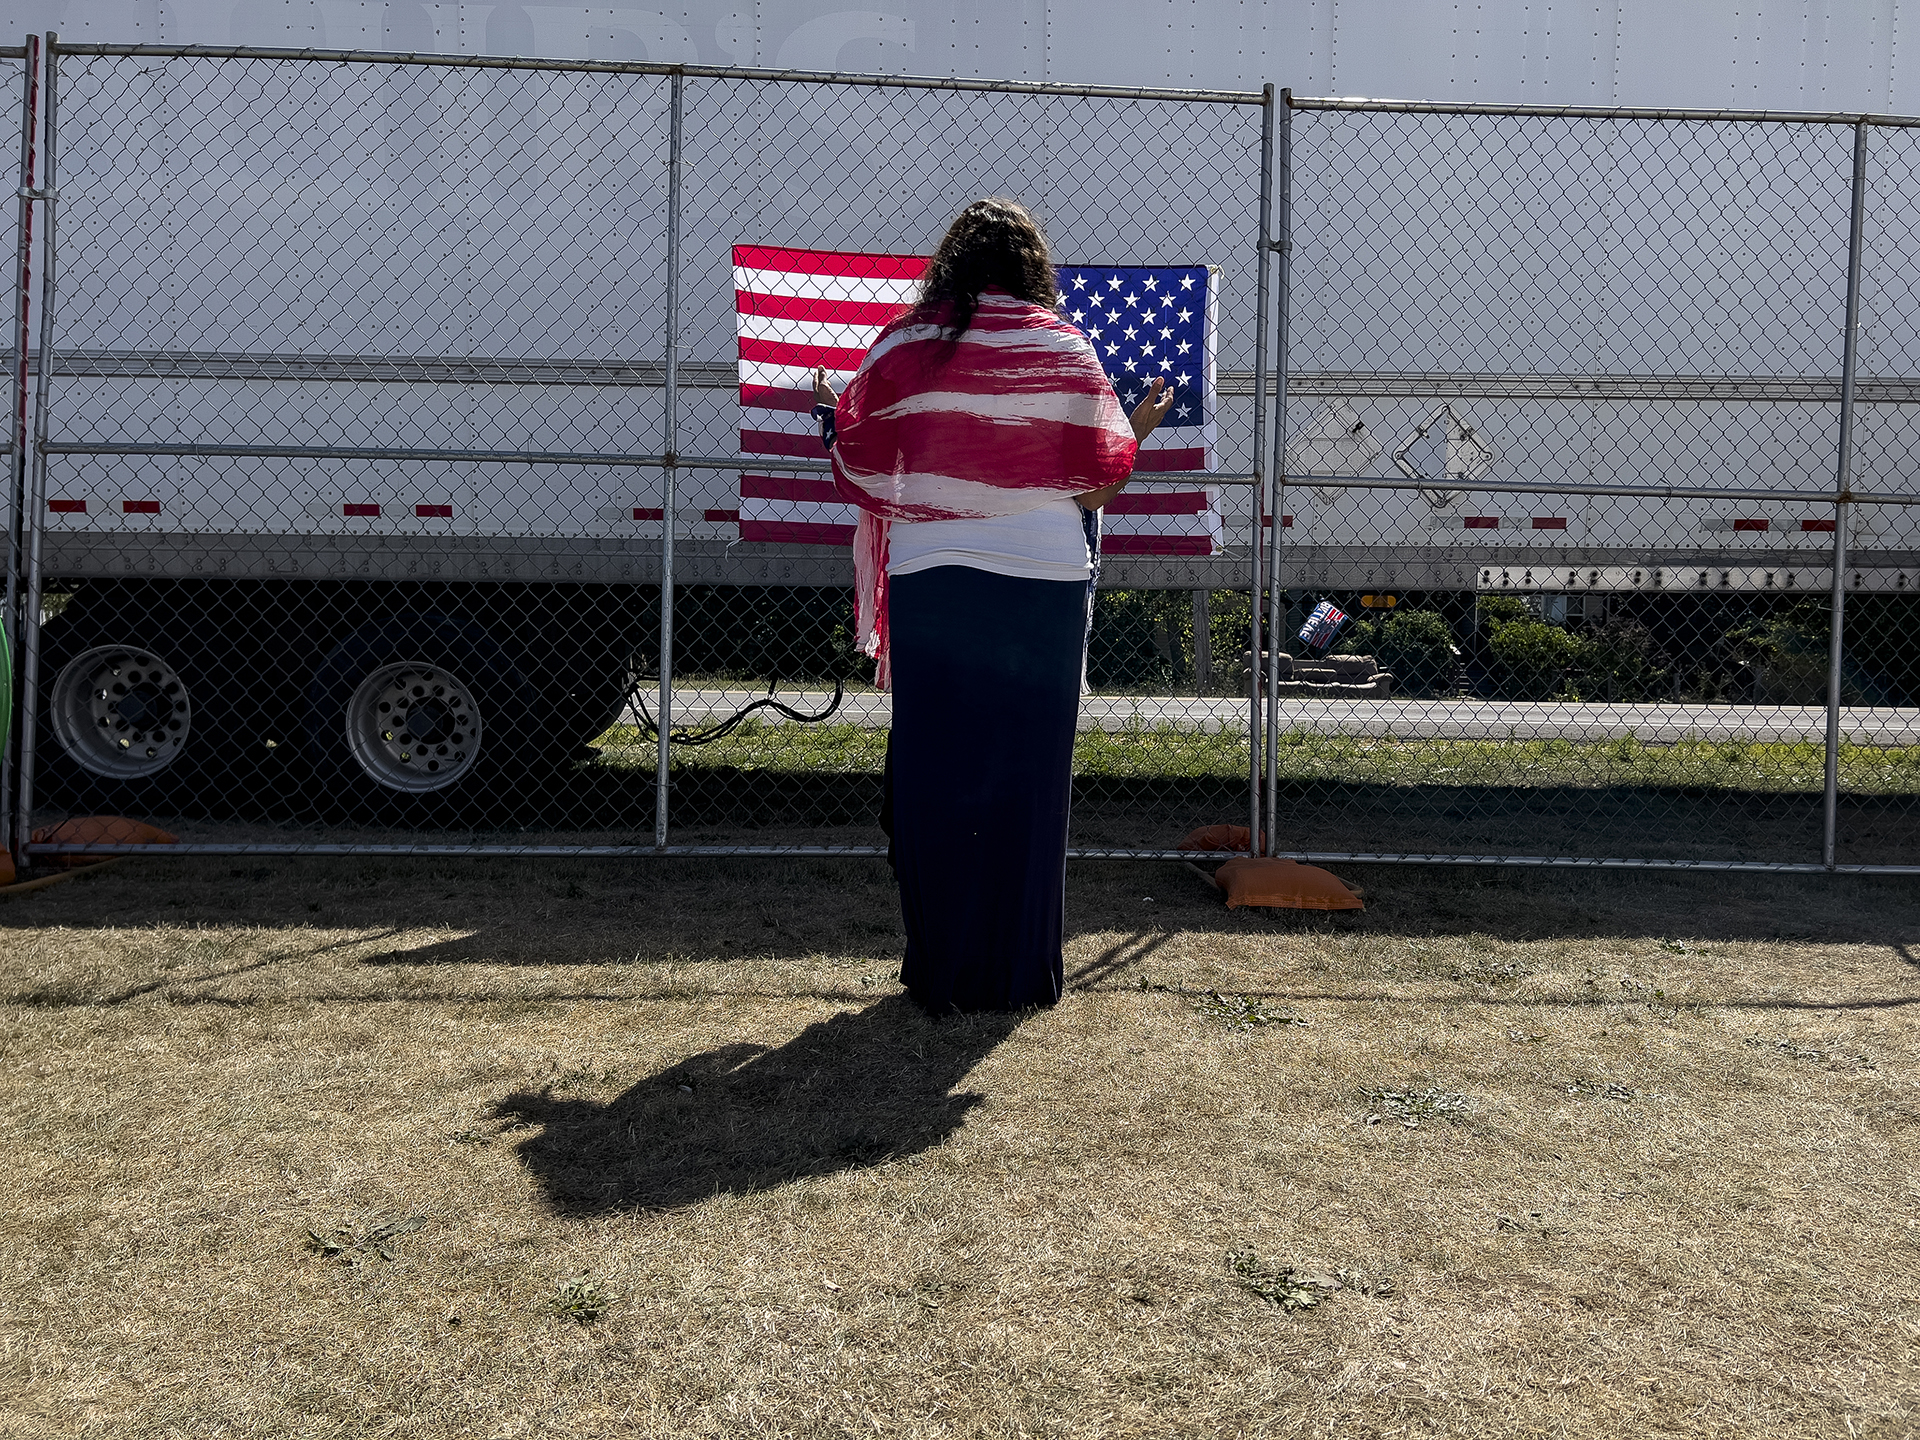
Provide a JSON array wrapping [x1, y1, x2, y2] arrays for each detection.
[[913, 198, 1059, 339]]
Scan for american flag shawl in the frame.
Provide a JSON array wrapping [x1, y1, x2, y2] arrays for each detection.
[[831, 289, 1135, 686]]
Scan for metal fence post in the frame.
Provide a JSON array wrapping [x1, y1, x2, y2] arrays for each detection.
[[4, 37, 39, 873], [1264, 89, 1294, 856], [1246, 83, 1274, 853], [655, 69, 684, 852], [11, 33, 51, 868], [1823, 119, 1868, 871]]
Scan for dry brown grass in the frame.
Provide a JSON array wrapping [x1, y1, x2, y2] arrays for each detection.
[[1, 855, 1916, 1439]]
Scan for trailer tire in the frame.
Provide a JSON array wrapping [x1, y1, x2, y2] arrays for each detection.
[[32, 600, 218, 814], [545, 647, 641, 754], [304, 613, 533, 809]]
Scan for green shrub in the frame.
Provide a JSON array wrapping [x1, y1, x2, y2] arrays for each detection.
[[1488, 618, 1586, 700], [1577, 618, 1667, 702], [1341, 609, 1458, 695], [1376, 609, 1458, 696], [1089, 590, 1184, 689], [1477, 595, 1530, 632], [1088, 590, 1251, 692]]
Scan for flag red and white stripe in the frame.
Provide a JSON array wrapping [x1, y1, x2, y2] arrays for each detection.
[[732, 244, 1219, 553]]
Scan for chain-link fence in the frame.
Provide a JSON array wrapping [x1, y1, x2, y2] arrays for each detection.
[[2, 42, 32, 862], [4, 48, 1917, 872], [1271, 95, 1920, 872], [6, 41, 1275, 863]]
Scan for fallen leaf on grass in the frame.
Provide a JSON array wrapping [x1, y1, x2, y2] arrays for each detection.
[[1195, 990, 1309, 1031], [1562, 1080, 1636, 1101], [1359, 1087, 1471, 1127], [304, 1215, 428, 1266], [1228, 1248, 1326, 1312]]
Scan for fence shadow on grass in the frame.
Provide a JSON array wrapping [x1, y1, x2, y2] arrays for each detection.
[[493, 993, 1022, 1214]]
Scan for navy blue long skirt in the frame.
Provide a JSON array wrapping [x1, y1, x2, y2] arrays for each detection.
[[882, 565, 1087, 1014]]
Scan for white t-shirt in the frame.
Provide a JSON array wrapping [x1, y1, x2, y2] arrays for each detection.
[[886, 499, 1094, 582]]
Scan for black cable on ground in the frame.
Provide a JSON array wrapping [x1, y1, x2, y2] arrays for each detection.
[[624, 675, 846, 747]]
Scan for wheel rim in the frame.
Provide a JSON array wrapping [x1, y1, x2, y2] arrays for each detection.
[[48, 644, 192, 778], [343, 660, 482, 793]]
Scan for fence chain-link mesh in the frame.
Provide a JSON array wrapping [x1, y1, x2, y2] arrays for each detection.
[[4, 45, 30, 860], [27, 51, 675, 851], [17, 48, 1272, 858], [1278, 102, 1917, 867], [664, 76, 1269, 854], [1841, 122, 1920, 866], [12, 49, 1917, 868]]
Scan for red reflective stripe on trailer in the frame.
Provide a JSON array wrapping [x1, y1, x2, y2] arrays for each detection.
[[1464, 516, 1500, 529], [1100, 534, 1214, 556], [632, 507, 664, 520], [1260, 514, 1294, 527], [735, 290, 907, 328], [732, 244, 928, 280], [1802, 519, 1837, 532], [48, 499, 85, 513], [704, 509, 741, 522], [1532, 516, 1567, 529], [1733, 518, 1769, 531], [344, 503, 380, 517], [122, 500, 161, 514], [415, 504, 453, 518]]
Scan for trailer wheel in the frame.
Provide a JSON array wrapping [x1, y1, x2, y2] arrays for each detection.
[[30, 598, 224, 814], [305, 613, 530, 798], [47, 642, 193, 779]]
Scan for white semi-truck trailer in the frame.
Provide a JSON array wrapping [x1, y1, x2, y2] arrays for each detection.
[[4, 2, 1915, 809]]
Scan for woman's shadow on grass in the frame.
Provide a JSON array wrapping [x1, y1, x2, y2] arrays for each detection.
[[493, 993, 1023, 1214]]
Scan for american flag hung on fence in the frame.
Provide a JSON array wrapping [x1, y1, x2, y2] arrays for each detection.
[[732, 245, 1221, 554]]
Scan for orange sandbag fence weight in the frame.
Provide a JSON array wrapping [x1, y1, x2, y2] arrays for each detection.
[[30, 817, 179, 868], [1210, 857, 1365, 911]]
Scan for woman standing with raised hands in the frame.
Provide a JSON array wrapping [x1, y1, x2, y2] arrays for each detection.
[[812, 197, 1173, 1014]]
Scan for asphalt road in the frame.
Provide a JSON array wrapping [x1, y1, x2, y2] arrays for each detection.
[[636, 691, 1920, 745]]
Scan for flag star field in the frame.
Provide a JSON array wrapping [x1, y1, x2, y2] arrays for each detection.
[[1059, 265, 1213, 455]]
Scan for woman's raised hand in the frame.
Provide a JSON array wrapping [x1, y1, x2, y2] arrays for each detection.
[[1129, 375, 1175, 441], [812, 366, 839, 407]]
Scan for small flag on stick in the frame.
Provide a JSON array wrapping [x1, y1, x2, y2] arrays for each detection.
[[1298, 600, 1349, 653]]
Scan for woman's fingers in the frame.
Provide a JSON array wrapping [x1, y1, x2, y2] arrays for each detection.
[[812, 365, 838, 404], [1128, 375, 1176, 440], [1151, 378, 1175, 422]]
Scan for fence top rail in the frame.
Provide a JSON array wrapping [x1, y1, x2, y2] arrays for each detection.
[[1285, 90, 1920, 128], [44, 42, 1269, 105], [0, 46, 23, 59]]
